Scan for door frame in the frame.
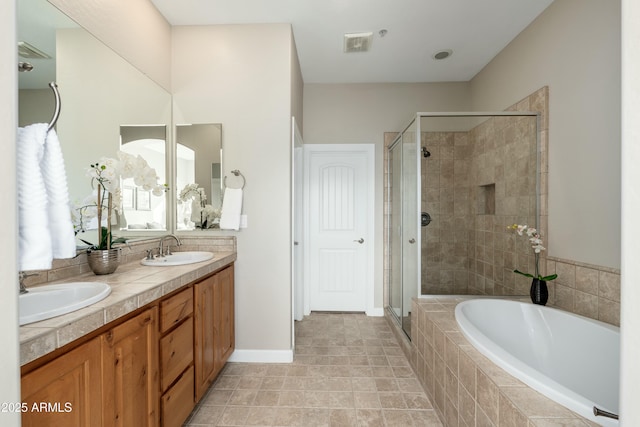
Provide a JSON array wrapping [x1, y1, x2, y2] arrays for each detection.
[[303, 143, 376, 316]]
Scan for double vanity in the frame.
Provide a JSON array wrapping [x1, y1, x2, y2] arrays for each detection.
[[19, 236, 236, 427]]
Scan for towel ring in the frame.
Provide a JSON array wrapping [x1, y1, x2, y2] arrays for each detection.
[[47, 82, 61, 132], [223, 169, 246, 189]]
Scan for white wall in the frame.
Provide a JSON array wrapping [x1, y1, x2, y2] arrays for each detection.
[[56, 28, 171, 209], [0, 0, 22, 425], [621, 0, 640, 423], [49, 0, 172, 91], [172, 24, 298, 357], [303, 83, 471, 309], [469, 0, 621, 269]]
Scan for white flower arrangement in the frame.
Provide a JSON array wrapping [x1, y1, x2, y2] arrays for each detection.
[[179, 183, 207, 206], [178, 183, 220, 229], [508, 224, 557, 281], [74, 150, 167, 249]]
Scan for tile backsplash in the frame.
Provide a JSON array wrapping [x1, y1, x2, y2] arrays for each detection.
[[21, 236, 236, 289], [546, 256, 620, 326]]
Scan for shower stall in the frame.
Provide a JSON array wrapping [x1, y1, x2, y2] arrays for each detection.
[[386, 112, 542, 339]]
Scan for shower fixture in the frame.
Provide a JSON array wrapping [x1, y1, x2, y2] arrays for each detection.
[[421, 147, 431, 158]]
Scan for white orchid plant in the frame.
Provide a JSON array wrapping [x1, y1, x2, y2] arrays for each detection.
[[178, 183, 220, 229], [508, 224, 558, 282], [73, 150, 167, 249]]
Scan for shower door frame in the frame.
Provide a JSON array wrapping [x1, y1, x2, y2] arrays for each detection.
[[387, 111, 541, 336], [387, 117, 421, 335]]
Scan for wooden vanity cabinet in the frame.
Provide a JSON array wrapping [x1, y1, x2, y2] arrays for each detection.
[[194, 265, 234, 401], [215, 266, 235, 370], [159, 288, 195, 427], [102, 307, 159, 427], [21, 336, 103, 427], [20, 263, 234, 427]]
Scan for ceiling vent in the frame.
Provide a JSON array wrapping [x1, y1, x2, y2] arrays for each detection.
[[343, 32, 373, 53], [18, 41, 51, 59]]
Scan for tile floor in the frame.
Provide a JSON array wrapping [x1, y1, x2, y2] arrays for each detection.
[[184, 313, 442, 426]]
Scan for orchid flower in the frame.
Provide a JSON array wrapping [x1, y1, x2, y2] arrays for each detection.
[[508, 224, 557, 281]]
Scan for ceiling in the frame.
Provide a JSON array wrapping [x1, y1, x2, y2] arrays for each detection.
[[150, 0, 554, 84]]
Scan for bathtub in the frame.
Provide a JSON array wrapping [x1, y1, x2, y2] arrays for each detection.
[[455, 299, 619, 426]]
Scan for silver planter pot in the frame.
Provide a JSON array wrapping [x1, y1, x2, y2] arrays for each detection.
[[87, 248, 121, 275]]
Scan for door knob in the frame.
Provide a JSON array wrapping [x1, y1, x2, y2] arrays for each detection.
[[354, 238, 364, 244], [408, 238, 416, 244]]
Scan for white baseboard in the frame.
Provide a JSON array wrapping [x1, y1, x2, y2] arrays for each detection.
[[227, 349, 294, 363], [367, 307, 385, 317]]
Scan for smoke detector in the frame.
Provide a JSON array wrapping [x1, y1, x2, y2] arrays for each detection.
[[18, 41, 51, 59], [343, 32, 373, 53]]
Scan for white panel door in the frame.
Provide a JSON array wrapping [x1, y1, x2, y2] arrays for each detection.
[[306, 147, 371, 312]]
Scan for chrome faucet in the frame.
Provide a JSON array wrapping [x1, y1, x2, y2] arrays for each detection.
[[18, 271, 40, 294], [593, 406, 618, 420], [158, 234, 182, 257]]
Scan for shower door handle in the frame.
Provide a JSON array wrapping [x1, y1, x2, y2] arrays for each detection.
[[408, 238, 416, 244], [353, 238, 364, 244]]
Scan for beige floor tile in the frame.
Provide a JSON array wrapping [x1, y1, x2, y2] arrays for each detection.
[[356, 409, 385, 426], [217, 406, 250, 426], [244, 407, 279, 426], [184, 313, 443, 427]]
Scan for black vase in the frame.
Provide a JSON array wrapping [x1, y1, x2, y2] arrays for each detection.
[[530, 278, 548, 305]]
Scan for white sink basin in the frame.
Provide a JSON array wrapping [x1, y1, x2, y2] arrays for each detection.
[[20, 282, 111, 326], [140, 251, 215, 266]]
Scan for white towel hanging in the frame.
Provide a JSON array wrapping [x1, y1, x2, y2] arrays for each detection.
[[17, 123, 53, 271], [17, 124, 76, 271], [219, 188, 243, 231], [42, 128, 76, 259]]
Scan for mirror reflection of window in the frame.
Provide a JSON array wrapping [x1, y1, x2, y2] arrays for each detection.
[[119, 125, 167, 231], [175, 123, 222, 231]]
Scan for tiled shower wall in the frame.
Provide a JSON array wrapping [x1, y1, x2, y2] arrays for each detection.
[[418, 87, 549, 297], [384, 86, 621, 326]]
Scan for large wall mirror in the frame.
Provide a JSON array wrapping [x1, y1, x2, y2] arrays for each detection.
[[176, 123, 223, 231], [18, 0, 226, 243], [18, 0, 171, 244]]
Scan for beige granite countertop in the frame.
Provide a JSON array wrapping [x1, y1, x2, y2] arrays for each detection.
[[20, 251, 236, 366]]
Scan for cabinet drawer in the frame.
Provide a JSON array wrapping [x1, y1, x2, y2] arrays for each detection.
[[160, 316, 193, 391], [161, 365, 195, 427], [160, 288, 193, 333]]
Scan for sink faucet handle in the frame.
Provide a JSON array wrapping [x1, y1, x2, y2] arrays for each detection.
[[145, 249, 155, 260], [165, 245, 173, 256], [18, 271, 40, 294]]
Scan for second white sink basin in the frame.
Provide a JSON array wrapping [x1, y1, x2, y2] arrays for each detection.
[[141, 251, 215, 266], [20, 282, 111, 326]]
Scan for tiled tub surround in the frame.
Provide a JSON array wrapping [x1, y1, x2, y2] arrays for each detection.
[[410, 297, 601, 427], [545, 257, 620, 326], [19, 236, 236, 365]]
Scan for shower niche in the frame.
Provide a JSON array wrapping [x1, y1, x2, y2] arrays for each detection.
[[386, 109, 544, 339]]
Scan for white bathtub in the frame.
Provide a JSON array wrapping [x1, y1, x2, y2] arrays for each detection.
[[455, 299, 619, 426]]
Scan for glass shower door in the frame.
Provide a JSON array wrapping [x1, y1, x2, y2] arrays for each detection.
[[389, 135, 403, 321], [387, 118, 420, 339], [401, 120, 419, 337]]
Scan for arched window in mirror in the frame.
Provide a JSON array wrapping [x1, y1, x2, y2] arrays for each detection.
[[119, 125, 167, 231], [176, 123, 223, 230]]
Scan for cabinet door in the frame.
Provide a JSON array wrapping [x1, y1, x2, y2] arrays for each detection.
[[102, 307, 159, 427], [194, 274, 215, 402], [21, 337, 102, 427], [215, 266, 235, 368]]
